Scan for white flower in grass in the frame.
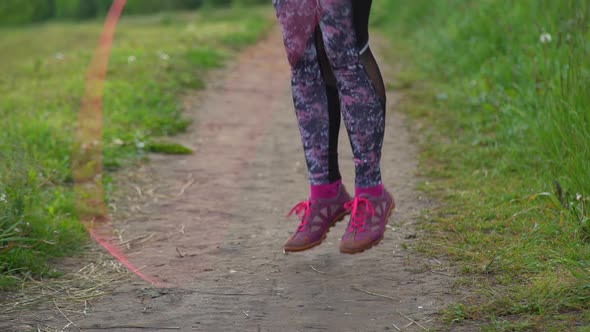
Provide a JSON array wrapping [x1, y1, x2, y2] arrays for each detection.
[[55, 52, 65, 60], [539, 32, 552, 44], [0, 193, 6, 203], [136, 141, 145, 149], [576, 193, 583, 201], [127, 55, 137, 64], [113, 138, 124, 146], [157, 51, 170, 61]]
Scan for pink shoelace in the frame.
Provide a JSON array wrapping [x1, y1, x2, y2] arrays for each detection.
[[287, 200, 314, 231], [344, 197, 376, 233]]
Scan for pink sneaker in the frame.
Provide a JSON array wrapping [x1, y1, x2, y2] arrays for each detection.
[[283, 185, 352, 252], [340, 190, 395, 254]]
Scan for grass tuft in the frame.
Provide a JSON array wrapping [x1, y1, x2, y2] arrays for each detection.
[[146, 142, 193, 155]]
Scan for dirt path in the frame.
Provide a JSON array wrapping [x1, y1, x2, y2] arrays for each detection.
[[16, 28, 457, 331]]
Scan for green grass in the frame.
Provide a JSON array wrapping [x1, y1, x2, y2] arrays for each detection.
[[0, 6, 272, 288], [146, 141, 193, 155], [373, 0, 590, 329]]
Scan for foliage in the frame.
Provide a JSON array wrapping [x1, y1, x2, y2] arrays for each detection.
[[0, 0, 269, 26], [374, 0, 590, 329]]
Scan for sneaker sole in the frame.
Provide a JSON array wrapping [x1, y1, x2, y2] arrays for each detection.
[[283, 210, 350, 253], [339, 198, 396, 254]]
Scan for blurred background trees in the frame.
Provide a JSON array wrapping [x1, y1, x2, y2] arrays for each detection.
[[0, 0, 267, 25]]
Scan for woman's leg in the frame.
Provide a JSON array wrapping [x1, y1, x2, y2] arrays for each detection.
[[274, 1, 354, 252], [317, 0, 385, 190], [274, 0, 332, 186], [317, 1, 394, 254], [315, 0, 386, 188]]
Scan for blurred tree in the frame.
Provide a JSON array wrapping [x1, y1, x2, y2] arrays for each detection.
[[78, 0, 98, 19], [31, 0, 55, 21], [54, 0, 79, 19], [0, 0, 268, 25], [0, 0, 36, 25]]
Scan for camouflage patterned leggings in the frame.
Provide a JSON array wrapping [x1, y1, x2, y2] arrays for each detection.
[[273, 0, 385, 188]]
